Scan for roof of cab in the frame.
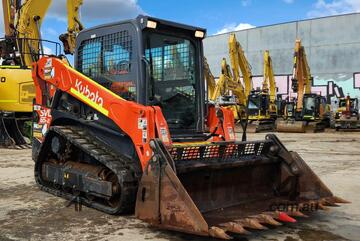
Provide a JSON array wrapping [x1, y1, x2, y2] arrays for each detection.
[[78, 15, 206, 36]]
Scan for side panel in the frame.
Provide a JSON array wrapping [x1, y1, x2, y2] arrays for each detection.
[[0, 67, 34, 112]]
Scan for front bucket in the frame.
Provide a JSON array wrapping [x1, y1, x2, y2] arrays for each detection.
[[136, 136, 347, 239], [0, 113, 30, 148]]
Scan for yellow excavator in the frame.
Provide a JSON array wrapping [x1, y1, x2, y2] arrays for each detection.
[[0, 0, 83, 148], [205, 33, 252, 128], [333, 95, 360, 130], [247, 50, 277, 132], [276, 39, 329, 133], [209, 57, 247, 120]]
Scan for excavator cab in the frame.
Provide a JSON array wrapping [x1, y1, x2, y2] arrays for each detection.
[[32, 15, 347, 239], [247, 90, 270, 118], [301, 94, 320, 121], [247, 90, 276, 132]]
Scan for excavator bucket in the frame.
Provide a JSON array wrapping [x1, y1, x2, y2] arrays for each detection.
[[0, 113, 30, 149], [136, 135, 348, 239], [276, 119, 327, 133], [276, 119, 306, 133]]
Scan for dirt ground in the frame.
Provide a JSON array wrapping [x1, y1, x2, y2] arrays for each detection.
[[0, 131, 359, 241]]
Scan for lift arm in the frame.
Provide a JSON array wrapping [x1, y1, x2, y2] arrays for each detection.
[[33, 56, 235, 168], [32, 56, 171, 168]]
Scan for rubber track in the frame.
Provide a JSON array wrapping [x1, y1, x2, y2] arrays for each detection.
[[35, 126, 140, 214]]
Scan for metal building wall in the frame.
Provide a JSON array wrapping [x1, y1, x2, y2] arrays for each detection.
[[203, 13, 360, 100]]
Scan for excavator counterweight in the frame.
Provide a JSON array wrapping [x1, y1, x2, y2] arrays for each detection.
[[32, 15, 347, 239]]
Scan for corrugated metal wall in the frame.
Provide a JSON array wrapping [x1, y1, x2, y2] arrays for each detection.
[[204, 13, 360, 100]]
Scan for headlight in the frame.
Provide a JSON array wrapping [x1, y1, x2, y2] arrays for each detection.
[[195, 30, 205, 38], [146, 20, 157, 29]]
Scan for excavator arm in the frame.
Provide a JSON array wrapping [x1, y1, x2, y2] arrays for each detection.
[[228, 33, 252, 98], [291, 39, 312, 112], [263, 50, 277, 115], [2, 0, 19, 37], [204, 57, 217, 100], [59, 0, 84, 54], [2, 0, 84, 65]]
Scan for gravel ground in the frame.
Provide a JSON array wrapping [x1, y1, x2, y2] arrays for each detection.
[[0, 131, 359, 241]]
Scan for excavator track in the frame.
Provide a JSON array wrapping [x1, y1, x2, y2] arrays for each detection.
[[34, 126, 141, 214], [255, 120, 276, 133]]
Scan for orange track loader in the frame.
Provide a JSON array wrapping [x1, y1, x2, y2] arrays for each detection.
[[32, 16, 347, 239]]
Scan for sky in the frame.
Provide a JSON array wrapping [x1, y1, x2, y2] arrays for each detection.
[[1, 0, 360, 55]]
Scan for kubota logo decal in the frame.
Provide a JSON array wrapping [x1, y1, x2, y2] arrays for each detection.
[[70, 79, 109, 116], [74, 79, 104, 106]]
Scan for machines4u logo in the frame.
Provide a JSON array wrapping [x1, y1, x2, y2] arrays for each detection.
[[74, 79, 104, 107]]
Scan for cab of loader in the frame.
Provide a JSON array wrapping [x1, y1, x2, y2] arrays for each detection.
[[75, 15, 207, 139]]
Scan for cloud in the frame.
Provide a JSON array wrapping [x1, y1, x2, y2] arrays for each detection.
[[283, 0, 295, 3], [48, 0, 144, 22], [215, 23, 256, 35], [241, 0, 252, 6], [44, 27, 58, 36], [307, 0, 360, 18], [43, 46, 53, 55]]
